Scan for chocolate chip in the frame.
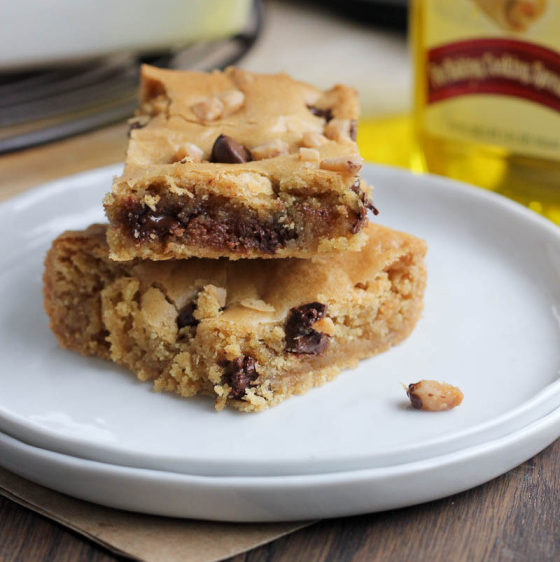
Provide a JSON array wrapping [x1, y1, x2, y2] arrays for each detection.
[[349, 119, 357, 141], [350, 180, 379, 233], [289, 330, 330, 355], [351, 207, 367, 234], [121, 201, 183, 241], [285, 302, 330, 355], [211, 134, 252, 164], [307, 105, 333, 122], [351, 180, 379, 215], [222, 356, 259, 399], [289, 302, 327, 329], [177, 301, 199, 329]]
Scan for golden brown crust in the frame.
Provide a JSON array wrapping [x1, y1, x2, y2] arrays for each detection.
[[43, 225, 122, 359], [44, 223, 427, 412], [105, 65, 372, 261], [135, 65, 359, 157]]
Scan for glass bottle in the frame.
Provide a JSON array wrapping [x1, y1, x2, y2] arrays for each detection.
[[412, 0, 560, 223]]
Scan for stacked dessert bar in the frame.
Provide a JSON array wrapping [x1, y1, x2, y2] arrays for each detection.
[[44, 66, 427, 412]]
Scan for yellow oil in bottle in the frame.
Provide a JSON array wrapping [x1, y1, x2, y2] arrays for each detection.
[[411, 0, 560, 224], [357, 114, 423, 173]]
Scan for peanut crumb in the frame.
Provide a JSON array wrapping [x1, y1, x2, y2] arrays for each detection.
[[298, 147, 320, 163], [313, 317, 335, 336], [191, 96, 224, 122], [405, 380, 464, 411], [302, 131, 328, 148], [320, 155, 363, 174], [324, 119, 354, 141], [143, 193, 160, 212], [251, 139, 289, 160], [219, 89, 245, 116], [172, 142, 204, 163]]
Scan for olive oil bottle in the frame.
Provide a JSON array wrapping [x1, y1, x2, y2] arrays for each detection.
[[411, 0, 560, 223]]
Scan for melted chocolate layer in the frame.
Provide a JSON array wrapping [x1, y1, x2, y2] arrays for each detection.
[[117, 192, 352, 254]]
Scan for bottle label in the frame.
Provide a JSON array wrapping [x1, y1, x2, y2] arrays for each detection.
[[422, 0, 560, 160]]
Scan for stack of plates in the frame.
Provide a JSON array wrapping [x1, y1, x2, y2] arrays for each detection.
[[1, 165, 559, 522]]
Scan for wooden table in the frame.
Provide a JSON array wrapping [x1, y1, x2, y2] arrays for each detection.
[[1, 124, 559, 562]]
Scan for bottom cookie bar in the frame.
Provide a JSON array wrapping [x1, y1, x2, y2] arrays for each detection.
[[43, 223, 427, 412]]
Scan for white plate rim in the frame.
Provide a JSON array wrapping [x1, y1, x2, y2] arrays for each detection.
[[1, 403, 559, 521]]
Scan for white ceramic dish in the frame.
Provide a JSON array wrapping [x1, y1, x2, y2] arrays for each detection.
[[1, 405, 559, 522], [0, 0, 251, 70], [1, 165, 560, 477]]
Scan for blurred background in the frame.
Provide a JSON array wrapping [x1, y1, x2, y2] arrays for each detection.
[[0, 0, 412, 160], [1, 0, 558, 222]]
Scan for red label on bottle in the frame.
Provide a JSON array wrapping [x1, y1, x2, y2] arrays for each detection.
[[427, 38, 560, 113]]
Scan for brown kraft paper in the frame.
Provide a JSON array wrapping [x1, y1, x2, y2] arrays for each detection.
[[0, 468, 312, 562]]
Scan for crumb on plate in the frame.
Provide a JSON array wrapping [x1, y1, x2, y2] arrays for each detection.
[[405, 380, 463, 411]]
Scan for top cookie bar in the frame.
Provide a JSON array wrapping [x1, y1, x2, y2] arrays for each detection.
[[104, 65, 377, 261]]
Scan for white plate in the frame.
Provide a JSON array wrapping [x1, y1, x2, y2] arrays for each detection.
[[1, 165, 560, 477], [0, 0, 251, 70], [1, 405, 559, 522]]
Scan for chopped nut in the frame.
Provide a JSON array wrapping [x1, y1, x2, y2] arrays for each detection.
[[406, 380, 464, 411], [194, 285, 227, 320], [298, 147, 320, 163], [191, 90, 244, 122], [230, 68, 254, 87], [140, 287, 177, 343], [172, 142, 204, 163], [191, 96, 224, 122], [141, 94, 169, 116], [320, 155, 363, 174], [143, 193, 160, 212], [324, 119, 356, 141], [313, 316, 335, 336], [219, 89, 245, 116], [239, 298, 275, 312], [251, 139, 290, 160], [301, 131, 328, 148], [151, 96, 169, 114]]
